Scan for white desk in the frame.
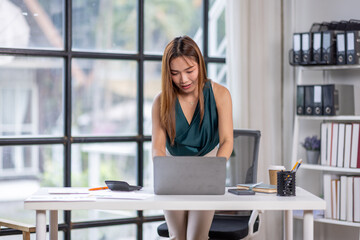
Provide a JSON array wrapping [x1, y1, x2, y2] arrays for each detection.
[[25, 187, 325, 240]]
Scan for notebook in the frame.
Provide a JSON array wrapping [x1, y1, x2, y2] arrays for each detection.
[[153, 156, 226, 195], [236, 183, 277, 193]]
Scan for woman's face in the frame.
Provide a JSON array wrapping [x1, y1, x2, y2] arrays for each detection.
[[170, 56, 199, 94]]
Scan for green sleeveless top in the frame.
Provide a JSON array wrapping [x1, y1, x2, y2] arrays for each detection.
[[166, 81, 219, 156]]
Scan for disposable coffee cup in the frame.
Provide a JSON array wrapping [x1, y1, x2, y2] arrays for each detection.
[[268, 165, 286, 185]]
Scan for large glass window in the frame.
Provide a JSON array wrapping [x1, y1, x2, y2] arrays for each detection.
[[0, 1, 226, 239], [71, 225, 136, 240], [208, 0, 226, 57], [0, 144, 64, 225], [143, 61, 161, 135], [0, 56, 63, 137], [0, 0, 65, 50], [72, 0, 137, 53], [144, 0, 204, 54], [72, 59, 137, 136]]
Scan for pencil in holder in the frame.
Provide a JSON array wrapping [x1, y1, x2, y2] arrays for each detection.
[[277, 171, 296, 196]]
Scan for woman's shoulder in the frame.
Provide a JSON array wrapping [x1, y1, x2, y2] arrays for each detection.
[[152, 93, 162, 114], [153, 92, 162, 106], [211, 81, 231, 100]]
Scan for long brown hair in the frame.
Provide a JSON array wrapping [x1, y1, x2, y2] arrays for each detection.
[[160, 36, 208, 145]]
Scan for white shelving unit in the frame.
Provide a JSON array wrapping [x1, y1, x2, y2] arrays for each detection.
[[294, 215, 360, 227], [291, 64, 360, 229], [301, 164, 360, 174]]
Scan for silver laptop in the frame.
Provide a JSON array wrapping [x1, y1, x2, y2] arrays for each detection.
[[153, 156, 226, 195]]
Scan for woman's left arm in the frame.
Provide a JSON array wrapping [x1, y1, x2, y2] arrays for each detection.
[[213, 82, 233, 159]]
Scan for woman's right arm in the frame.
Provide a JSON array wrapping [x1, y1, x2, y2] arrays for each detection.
[[152, 94, 167, 158]]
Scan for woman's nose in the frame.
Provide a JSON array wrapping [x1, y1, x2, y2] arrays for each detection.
[[180, 73, 187, 82]]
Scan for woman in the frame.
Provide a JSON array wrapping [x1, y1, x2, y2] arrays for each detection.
[[152, 36, 233, 240]]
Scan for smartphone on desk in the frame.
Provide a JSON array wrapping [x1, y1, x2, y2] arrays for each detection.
[[228, 188, 256, 195]]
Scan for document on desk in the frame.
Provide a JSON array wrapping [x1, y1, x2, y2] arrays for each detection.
[[48, 188, 89, 194], [26, 195, 96, 202], [90, 190, 153, 200]]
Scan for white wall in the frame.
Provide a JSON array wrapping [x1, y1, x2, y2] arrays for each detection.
[[283, 0, 360, 239]]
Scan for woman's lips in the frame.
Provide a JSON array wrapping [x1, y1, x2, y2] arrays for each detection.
[[181, 83, 191, 89]]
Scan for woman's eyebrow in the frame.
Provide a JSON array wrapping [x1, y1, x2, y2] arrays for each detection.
[[171, 65, 194, 72]]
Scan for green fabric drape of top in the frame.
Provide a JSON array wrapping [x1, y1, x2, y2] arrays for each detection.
[[166, 81, 219, 156]]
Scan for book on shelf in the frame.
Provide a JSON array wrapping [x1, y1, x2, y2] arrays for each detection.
[[323, 174, 333, 218], [323, 174, 360, 223], [337, 123, 345, 168], [330, 123, 339, 167], [354, 177, 360, 222], [358, 133, 360, 168], [344, 124, 352, 168], [320, 121, 360, 169], [327, 123, 332, 166], [340, 176, 347, 221], [321, 123, 328, 165], [350, 123, 360, 168], [347, 176, 354, 222], [337, 178, 340, 220], [331, 179, 339, 219]]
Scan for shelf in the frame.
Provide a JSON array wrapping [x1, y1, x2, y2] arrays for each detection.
[[315, 218, 360, 227], [294, 215, 360, 227], [296, 115, 360, 121], [301, 164, 360, 173], [297, 65, 360, 71]]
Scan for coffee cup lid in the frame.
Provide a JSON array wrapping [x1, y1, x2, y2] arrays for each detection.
[[268, 165, 286, 170]]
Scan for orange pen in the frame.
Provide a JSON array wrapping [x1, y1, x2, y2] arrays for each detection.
[[89, 186, 108, 191]]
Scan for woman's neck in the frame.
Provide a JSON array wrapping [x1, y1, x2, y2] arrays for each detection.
[[177, 92, 198, 106]]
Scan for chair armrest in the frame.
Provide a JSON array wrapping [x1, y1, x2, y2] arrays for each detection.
[[0, 218, 35, 233], [247, 210, 263, 237]]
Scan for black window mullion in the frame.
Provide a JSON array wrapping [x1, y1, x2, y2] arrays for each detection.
[[64, 0, 72, 239], [205, 57, 226, 64], [137, 0, 145, 189], [204, 0, 209, 66], [0, 138, 65, 145], [0, 48, 67, 57], [137, 1, 145, 240]]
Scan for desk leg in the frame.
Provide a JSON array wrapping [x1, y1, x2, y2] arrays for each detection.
[[303, 210, 314, 240], [50, 210, 58, 240], [36, 210, 46, 240], [284, 210, 293, 240]]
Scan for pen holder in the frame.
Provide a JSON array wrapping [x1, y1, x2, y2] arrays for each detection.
[[277, 171, 296, 196]]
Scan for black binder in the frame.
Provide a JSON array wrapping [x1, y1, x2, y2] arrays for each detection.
[[322, 85, 335, 115], [293, 33, 302, 64], [346, 31, 360, 64], [322, 31, 336, 64], [301, 33, 311, 64], [312, 32, 322, 63], [296, 86, 305, 115], [313, 85, 322, 115], [304, 85, 314, 115], [336, 32, 346, 65], [322, 84, 355, 115]]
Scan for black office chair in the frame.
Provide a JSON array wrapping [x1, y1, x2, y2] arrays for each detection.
[[157, 129, 262, 240]]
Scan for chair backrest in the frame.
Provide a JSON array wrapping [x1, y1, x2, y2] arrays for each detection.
[[226, 129, 261, 186]]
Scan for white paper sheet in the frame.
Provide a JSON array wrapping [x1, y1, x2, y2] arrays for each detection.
[[48, 188, 89, 194], [91, 190, 153, 200], [26, 195, 96, 202]]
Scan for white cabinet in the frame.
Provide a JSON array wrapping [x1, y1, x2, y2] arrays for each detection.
[[291, 65, 360, 228]]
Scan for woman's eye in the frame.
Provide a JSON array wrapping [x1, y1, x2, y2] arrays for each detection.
[[186, 71, 193, 74], [171, 72, 178, 75]]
